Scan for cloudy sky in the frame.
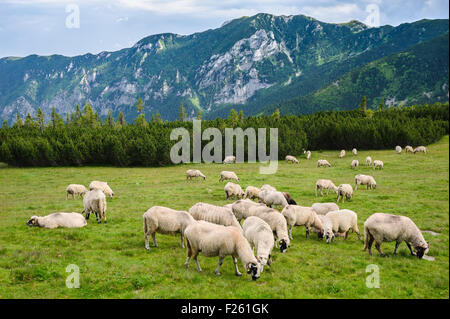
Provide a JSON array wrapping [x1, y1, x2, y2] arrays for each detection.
[[0, 0, 448, 58]]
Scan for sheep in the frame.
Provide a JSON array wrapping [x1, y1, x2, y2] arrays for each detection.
[[242, 216, 274, 271], [355, 174, 377, 190], [365, 156, 372, 166], [231, 199, 266, 222], [261, 184, 277, 192], [223, 155, 236, 164], [317, 159, 331, 167], [352, 148, 357, 156], [283, 192, 297, 205], [351, 159, 359, 169], [186, 169, 206, 181], [27, 212, 87, 229], [363, 213, 429, 258], [405, 145, 414, 153], [66, 184, 88, 200], [189, 202, 242, 231], [257, 190, 288, 209], [306, 150, 311, 160], [339, 150, 346, 158], [184, 221, 261, 280], [281, 205, 323, 239], [82, 189, 107, 223], [336, 184, 353, 203], [373, 160, 384, 170], [285, 155, 299, 164], [143, 206, 195, 250], [244, 186, 261, 200], [219, 171, 239, 182], [311, 202, 339, 215], [224, 182, 245, 200], [395, 145, 402, 154], [414, 146, 427, 154], [315, 179, 338, 196], [89, 181, 114, 198], [322, 209, 361, 244]]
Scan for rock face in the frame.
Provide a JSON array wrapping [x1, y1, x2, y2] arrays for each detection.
[[0, 13, 448, 123]]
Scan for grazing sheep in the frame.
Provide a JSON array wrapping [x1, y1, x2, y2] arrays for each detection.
[[306, 151, 311, 160], [189, 202, 242, 231], [89, 181, 114, 198], [395, 146, 402, 154], [82, 189, 107, 223], [355, 174, 377, 190], [311, 202, 339, 215], [405, 145, 414, 153], [363, 213, 429, 258], [352, 148, 357, 156], [242, 216, 274, 271], [231, 199, 266, 222], [219, 171, 239, 182], [339, 150, 346, 158], [261, 184, 277, 192], [258, 190, 288, 209], [223, 155, 236, 164], [244, 186, 261, 200], [315, 179, 338, 196], [281, 205, 323, 239], [317, 159, 331, 167], [366, 156, 372, 166], [336, 184, 353, 203], [184, 221, 261, 280], [322, 209, 361, 244], [373, 160, 384, 170], [285, 155, 299, 164], [283, 192, 297, 205], [186, 169, 206, 181], [66, 184, 88, 200], [414, 146, 427, 154], [351, 159, 359, 169], [224, 182, 245, 200], [27, 212, 87, 229], [143, 206, 195, 250]]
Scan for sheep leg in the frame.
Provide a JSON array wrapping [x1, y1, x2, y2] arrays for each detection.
[[180, 233, 185, 248], [305, 227, 310, 238], [367, 234, 374, 255], [194, 254, 202, 272], [288, 226, 293, 240], [344, 231, 349, 240], [95, 212, 100, 223], [144, 232, 150, 250], [233, 256, 242, 276], [375, 242, 385, 257], [405, 242, 415, 256], [152, 233, 158, 247], [393, 241, 400, 254], [215, 256, 224, 276]]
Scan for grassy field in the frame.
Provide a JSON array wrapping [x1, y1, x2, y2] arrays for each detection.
[[0, 136, 448, 299]]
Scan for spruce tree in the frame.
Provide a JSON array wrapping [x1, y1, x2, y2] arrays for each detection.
[[360, 96, 367, 113], [136, 97, 145, 114], [179, 103, 187, 122], [15, 113, 23, 127], [118, 112, 126, 127], [36, 107, 45, 132]]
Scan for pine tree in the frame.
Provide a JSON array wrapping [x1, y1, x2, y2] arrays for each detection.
[[196, 109, 202, 120], [238, 110, 244, 123], [15, 113, 23, 127], [136, 97, 145, 114], [2, 118, 8, 128], [66, 113, 70, 125], [135, 113, 148, 127], [228, 108, 238, 126], [24, 113, 34, 127], [118, 112, 126, 127], [50, 106, 64, 128], [36, 107, 45, 132], [360, 96, 367, 113], [179, 103, 187, 122], [106, 109, 115, 126]]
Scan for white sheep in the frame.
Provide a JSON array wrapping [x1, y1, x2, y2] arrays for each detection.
[[231, 199, 266, 222], [66, 184, 88, 200], [261, 184, 277, 192], [186, 169, 206, 181], [363, 213, 429, 258], [355, 174, 377, 190], [224, 182, 245, 200], [143, 206, 195, 250], [285, 155, 299, 164], [184, 221, 261, 280], [317, 159, 331, 167], [365, 156, 372, 166], [27, 212, 87, 229], [315, 179, 338, 196], [311, 202, 339, 215], [322, 209, 361, 243], [82, 189, 107, 223], [189, 202, 242, 230], [257, 190, 288, 209], [373, 160, 384, 170], [244, 186, 261, 200], [223, 155, 236, 164], [242, 216, 274, 271], [405, 145, 414, 153], [395, 145, 402, 154], [351, 159, 359, 169], [352, 148, 357, 156], [89, 180, 114, 198], [336, 184, 353, 203], [414, 146, 427, 154], [339, 150, 346, 158], [281, 205, 323, 239], [219, 171, 239, 182], [306, 151, 311, 160]]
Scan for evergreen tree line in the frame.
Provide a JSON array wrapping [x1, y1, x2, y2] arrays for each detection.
[[0, 102, 447, 167]]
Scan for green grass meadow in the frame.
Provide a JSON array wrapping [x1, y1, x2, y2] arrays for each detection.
[[0, 136, 448, 298]]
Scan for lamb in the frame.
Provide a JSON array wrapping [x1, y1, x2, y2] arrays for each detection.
[[261, 184, 277, 192], [283, 192, 297, 205], [143, 206, 195, 250], [339, 150, 346, 158], [373, 160, 384, 170], [189, 202, 242, 231], [281, 205, 323, 239], [351, 159, 359, 169], [231, 199, 266, 222], [89, 181, 114, 198], [184, 221, 261, 280], [306, 150, 311, 160], [322, 209, 361, 244], [336, 184, 353, 203], [315, 179, 338, 196], [395, 145, 402, 154], [414, 146, 427, 154], [317, 159, 331, 167], [257, 190, 288, 209], [352, 148, 357, 156], [66, 184, 88, 200], [285, 155, 299, 164], [365, 156, 372, 166], [363, 213, 429, 258], [186, 169, 206, 181], [405, 145, 414, 153], [242, 216, 274, 271], [219, 171, 239, 182], [311, 202, 339, 215], [224, 182, 245, 200], [223, 155, 236, 164], [244, 186, 261, 200], [82, 189, 107, 223], [355, 174, 377, 190], [27, 212, 87, 229]]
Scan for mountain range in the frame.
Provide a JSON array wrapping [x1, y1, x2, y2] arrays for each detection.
[[0, 13, 448, 123]]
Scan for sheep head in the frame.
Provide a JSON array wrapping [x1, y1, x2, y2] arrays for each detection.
[[414, 242, 430, 259], [246, 262, 261, 281], [279, 239, 288, 253], [27, 216, 39, 227]]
